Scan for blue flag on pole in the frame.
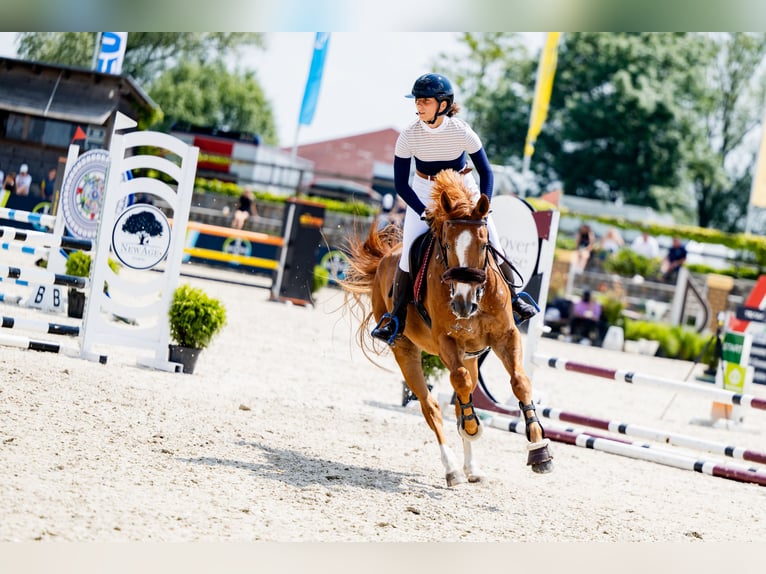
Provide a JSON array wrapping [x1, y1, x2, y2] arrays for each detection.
[[298, 33, 331, 126]]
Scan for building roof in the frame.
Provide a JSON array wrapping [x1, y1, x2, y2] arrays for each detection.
[[0, 56, 157, 125], [287, 128, 399, 183]]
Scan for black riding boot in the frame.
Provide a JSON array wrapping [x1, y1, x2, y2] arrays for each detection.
[[498, 261, 538, 325], [371, 267, 410, 345]]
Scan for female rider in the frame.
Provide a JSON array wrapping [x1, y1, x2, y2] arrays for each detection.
[[372, 73, 538, 345]]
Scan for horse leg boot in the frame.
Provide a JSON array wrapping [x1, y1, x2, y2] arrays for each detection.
[[519, 401, 553, 474], [371, 267, 411, 346], [498, 260, 538, 325]]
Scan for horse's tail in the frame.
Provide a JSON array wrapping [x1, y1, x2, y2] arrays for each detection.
[[340, 223, 401, 359]]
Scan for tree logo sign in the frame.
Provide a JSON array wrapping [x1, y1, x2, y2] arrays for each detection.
[[111, 204, 171, 270]]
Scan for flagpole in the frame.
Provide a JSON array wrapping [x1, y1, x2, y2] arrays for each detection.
[[91, 32, 102, 70]]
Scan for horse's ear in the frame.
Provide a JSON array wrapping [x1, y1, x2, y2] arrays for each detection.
[[440, 190, 452, 214], [474, 193, 490, 219]]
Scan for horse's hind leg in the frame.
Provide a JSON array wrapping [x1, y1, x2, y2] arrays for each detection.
[[392, 340, 466, 487]]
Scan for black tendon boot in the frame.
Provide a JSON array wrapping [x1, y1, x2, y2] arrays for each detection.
[[371, 267, 411, 345], [498, 261, 539, 325]]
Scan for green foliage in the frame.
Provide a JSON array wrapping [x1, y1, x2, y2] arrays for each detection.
[[421, 352, 447, 382], [623, 319, 715, 362], [441, 32, 766, 231], [603, 249, 662, 279], [595, 294, 625, 327], [65, 250, 92, 278], [168, 284, 227, 349], [149, 60, 277, 143], [65, 251, 121, 278], [312, 265, 329, 293]]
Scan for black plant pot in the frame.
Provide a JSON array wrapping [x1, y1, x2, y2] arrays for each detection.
[[168, 344, 202, 374], [68, 288, 85, 319]]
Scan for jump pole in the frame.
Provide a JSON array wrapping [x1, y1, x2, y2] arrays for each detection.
[[0, 265, 88, 289], [1, 315, 79, 336], [465, 370, 766, 466], [0, 331, 105, 362], [0, 225, 92, 251], [533, 353, 766, 413], [486, 414, 766, 488]]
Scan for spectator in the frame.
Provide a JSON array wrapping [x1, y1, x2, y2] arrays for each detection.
[[630, 230, 660, 259], [3, 172, 16, 194], [15, 164, 32, 196], [572, 223, 595, 272], [41, 167, 57, 201], [231, 188, 256, 230], [661, 236, 687, 283], [570, 290, 603, 344], [599, 227, 624, 255], [0, 166, 4, 189]]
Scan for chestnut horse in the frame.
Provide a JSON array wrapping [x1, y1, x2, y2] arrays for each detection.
[[342, 170, 553, 486]]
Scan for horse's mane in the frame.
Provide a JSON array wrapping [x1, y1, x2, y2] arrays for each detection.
[[424, 169, 476, 234]]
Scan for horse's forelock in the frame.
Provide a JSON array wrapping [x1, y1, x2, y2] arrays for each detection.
[[426, 170, 475, 232]]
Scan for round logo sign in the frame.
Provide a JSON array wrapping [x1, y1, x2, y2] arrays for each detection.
[[60, 149, 131, 240], [111, 204, 172, 270], [489, 196, 540, 291]]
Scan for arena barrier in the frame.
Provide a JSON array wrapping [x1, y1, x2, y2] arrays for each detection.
[[182, 220, 283, 272], [533, 353, 766, 412], [0, 113, 199, 371], [485, 413, 766, 487], [0, 205, 93, 357]]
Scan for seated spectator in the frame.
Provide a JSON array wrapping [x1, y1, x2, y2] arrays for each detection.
[[573, 223, 595, 272], [599, 227, 624, 255], [232, 188, 256, 230], [570, 290, 603, 344], [15, 164, 32, 196], [661, 236, 687, 283], [630, 230, 660, 259]]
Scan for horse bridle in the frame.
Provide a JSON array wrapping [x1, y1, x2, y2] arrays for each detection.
[[438, 218, 489, 298]]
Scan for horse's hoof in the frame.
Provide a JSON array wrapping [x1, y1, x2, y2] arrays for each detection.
[[445, 471, 467, 487], [531, 459, 554, 474], [466, 473, 487, 483], [526, 440, 553, 473]]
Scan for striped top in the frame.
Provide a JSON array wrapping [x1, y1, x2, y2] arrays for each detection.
[[395, 117, 483, 175]]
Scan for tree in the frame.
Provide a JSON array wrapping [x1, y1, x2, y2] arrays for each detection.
[[13, 32, 276, 142], [122, 211, 164, 245], [148, 60, 277, 143], [15, 32, 264, 85], [685, 33, 766, 232]]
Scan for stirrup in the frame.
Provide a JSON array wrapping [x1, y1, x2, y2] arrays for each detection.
[[371, 312, 401, 345], [512, 291, 540, 325]]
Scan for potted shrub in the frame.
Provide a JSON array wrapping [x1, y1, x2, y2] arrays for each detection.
[[64, 251, 120, 318], [64, 250, 92, 318], [167, 284, 227, 374]]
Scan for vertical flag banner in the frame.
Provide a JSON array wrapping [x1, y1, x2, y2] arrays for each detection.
[[523, 32, 561, 173], [749, 104, 766, 209], [298, 33, 331, 126], [96, 32, 128, 75]]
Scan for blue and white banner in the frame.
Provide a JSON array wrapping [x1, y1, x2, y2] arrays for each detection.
[[96, 32, 128, 75], [298, 32, 331, 126]]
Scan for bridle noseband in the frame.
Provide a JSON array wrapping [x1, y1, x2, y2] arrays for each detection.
[[439, 218, 489, 297]]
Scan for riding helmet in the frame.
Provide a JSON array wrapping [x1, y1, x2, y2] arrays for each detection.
[[406, 73, 454, 111]]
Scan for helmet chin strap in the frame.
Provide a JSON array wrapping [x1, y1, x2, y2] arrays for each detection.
[[424, 100, 447, 125]]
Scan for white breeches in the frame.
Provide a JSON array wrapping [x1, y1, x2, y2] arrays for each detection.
[[398, 173, 503, 272]]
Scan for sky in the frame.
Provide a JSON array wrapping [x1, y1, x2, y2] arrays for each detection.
[[0, 32, 545, 148]]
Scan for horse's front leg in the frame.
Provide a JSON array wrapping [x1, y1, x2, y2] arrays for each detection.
[[438, 335, 482, 442], [492, 332, 554, 474], [391, 338, 465, 487]]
